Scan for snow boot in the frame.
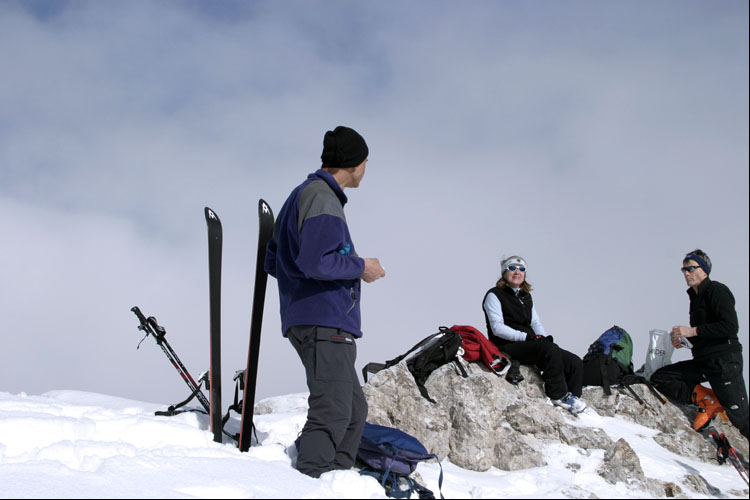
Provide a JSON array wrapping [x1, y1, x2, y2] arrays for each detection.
[[692, 384, 725, 431], [553, 392, 586, 414]]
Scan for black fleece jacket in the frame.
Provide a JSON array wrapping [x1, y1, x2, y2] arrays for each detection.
[[687, 278, 741, 359]]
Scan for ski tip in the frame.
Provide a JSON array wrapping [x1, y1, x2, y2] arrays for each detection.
[[258, 199, 274, 219], [204, 206, 221, 224]]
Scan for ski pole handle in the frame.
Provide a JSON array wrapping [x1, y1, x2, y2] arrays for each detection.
[[131, 306, 167, 340], [131, 306, 148, 326]]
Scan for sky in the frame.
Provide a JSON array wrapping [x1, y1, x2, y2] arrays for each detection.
[[0, 0, 748, 408]]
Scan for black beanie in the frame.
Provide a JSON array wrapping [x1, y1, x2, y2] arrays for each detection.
[[320, 126, 369, 168]]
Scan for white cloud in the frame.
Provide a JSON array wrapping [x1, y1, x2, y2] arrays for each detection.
[[0, 1, 746, 404]]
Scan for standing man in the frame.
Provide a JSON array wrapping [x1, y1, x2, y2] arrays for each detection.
[[652, 249, 748, 440], [265, 126, 386, 477]]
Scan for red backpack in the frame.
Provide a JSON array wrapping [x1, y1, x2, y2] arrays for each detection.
[[450, 325, 511, 376]]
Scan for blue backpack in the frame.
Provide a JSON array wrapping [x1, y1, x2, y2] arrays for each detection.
[[357, 422, 444, 499], [582, 325, 635, 395]]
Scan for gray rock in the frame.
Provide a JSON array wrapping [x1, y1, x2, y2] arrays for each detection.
[[361, 351, 750, 495], [492, 429, 547, 471], [505, 400, 564, 439], [683, 473, 722, 497], [559, 424, 615, 450], [596, 438, 645, 485], [363, 362, 452, 459], [653, 428, 716, 463]]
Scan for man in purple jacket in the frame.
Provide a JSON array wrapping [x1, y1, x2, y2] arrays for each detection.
[[265, 126, 386, 478]]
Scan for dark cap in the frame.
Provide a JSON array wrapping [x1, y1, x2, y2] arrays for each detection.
[[321, 126, 368, 168]]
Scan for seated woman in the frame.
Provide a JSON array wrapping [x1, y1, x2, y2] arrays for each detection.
[[482, 255, 586, 414]]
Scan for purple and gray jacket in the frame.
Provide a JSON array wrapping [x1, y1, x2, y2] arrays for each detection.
[[265, 169, 365, 337]]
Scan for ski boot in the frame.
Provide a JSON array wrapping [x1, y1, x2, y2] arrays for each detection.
[[692, 384, 725, 431]]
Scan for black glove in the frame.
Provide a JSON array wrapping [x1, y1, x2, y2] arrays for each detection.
[[526, 333, 555, 343]]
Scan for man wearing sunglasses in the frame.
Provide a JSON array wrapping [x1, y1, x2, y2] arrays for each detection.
[[482, 255, 586, 414], [651, 249, 748, 441]]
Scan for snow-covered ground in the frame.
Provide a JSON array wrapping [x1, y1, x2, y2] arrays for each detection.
[[0, 390, 747, 499]]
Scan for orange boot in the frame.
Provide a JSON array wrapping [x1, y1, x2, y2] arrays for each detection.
[[692, 384, 724, 431]]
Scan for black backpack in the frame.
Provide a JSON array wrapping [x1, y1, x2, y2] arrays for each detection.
[[363, 327, 468, 403], [582, 326, 665, 406], [582, 325, 634, 395]]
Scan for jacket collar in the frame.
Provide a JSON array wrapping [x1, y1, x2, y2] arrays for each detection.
[[501, 285, 529, 298], [687, 277, 711, 299], [312, 169, 348, 205]]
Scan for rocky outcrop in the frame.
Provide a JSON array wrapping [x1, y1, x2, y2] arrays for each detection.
[[363, 357, 748, 494], [596, 438, 644, 485]]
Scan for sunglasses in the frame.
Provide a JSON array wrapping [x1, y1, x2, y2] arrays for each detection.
[[681, 265, 701, 273], [506, 265, 526, 272]]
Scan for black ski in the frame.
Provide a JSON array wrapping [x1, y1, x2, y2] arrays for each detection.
[[131, 306, 210, 414], [238, 199, 275, 452], [205, 207, 223, 443]]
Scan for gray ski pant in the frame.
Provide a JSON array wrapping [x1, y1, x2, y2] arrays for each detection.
[[287, 325, 368, 478]]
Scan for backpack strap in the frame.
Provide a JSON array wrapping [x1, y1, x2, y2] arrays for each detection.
[[620, 381, 646, 406], [360, 468, 437, 499], [409, 476, 438, 499], [428, 453, 445, 499], [358, 439, 445, 499], [362, 330, 447, 383], [362, 362, 388, 383], [598, 353, 612, 396], [453, 357, 469, 378], [620, 374, 667, 405], [414, 380, 438, 404]]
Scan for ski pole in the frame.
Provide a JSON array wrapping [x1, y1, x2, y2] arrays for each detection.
[[131, 306, 210, 414], [710, 430, 749, 485], [718, 433, 749, 486]]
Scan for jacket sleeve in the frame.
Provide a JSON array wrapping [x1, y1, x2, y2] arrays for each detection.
[[483, 293, 528, 342], [529, 305, 547, 337], [696, 283, 739, 339], [295, 185, 364, 281], [296, 214, 364, 280]]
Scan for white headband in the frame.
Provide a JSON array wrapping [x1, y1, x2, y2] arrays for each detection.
[[502, 256, 527, 272]]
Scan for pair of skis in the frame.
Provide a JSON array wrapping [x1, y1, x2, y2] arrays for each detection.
[[132, 199, 273, 451], [205, 200, 275, 450]]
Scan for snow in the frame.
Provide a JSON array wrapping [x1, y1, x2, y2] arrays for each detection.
[[0, 390, 747, 499]]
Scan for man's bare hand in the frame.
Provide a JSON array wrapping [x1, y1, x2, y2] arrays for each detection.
[[670, 325, 696, 348], [362, 258, 386, 283]]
